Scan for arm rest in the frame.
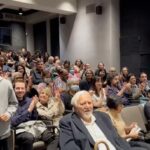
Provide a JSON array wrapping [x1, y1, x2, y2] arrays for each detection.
[[41, 119, 60, 136], [46, 125, 60, 135]]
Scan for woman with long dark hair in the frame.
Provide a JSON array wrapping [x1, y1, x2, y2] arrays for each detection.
[[90, 76, 107, 110]]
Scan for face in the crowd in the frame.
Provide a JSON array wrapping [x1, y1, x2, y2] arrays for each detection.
[[75, 92, 93, 122], [98, 63, 104, 70], [0, 57, 4, 66], [15, 82, 26, 100], [86, 70, 93, 80], [75, 60, 82, 67], [95, 79, 103, 89], [37, 61, 44, 71], [17, 65, 25, 75], [129, 75, 136, 85], [122, 67, 128, 76], [109, 67, 116, 76], [140, 73, 147, 83], [20, 60, 27, 67], [111, 75, 119, 86], [39, 90, 49, 105], [64, 63, 70, 70], [61, 70, 69, 81], [55, 60, 61, 66], [70, 81, 80, 93], [99, 70, 106, 78], [85, 64, 91, 70], [48, 56, 54, 64], [54, 56, 59, 61]]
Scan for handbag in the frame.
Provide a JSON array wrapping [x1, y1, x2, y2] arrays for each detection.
[[94, 140, 110, 150]]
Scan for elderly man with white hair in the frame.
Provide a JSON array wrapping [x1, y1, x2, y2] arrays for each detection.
[[59, 91, 146, 150]]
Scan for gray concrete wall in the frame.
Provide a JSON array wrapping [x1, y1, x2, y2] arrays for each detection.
[[59, 0, 120, 71]]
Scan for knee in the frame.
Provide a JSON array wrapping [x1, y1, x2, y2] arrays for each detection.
[[17, 132, 34, 144], [25, 133, 34, 144]]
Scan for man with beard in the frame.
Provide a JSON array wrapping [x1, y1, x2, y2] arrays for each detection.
[[53, 69, 69, 93], [59, 91, 146, 150]]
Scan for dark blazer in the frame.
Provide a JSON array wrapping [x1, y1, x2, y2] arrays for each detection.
[[59, 111, 136, 150]]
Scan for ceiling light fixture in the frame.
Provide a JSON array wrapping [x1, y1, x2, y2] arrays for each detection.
[[18, 8, 23, 16]]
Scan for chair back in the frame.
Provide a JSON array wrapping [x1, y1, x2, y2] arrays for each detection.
[[121, 104, 147, 132]]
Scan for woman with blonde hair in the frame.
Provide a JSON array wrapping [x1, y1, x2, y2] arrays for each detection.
[[36, 87, 65, 126]]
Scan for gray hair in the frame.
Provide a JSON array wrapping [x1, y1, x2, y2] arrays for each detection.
[[71, 90, 89, 107], [67, 77, 79, 85]]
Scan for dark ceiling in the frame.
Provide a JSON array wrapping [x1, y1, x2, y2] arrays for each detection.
[[0, 8, 38, 16]]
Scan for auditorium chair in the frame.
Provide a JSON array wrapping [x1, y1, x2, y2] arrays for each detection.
[[121, 104, 148, 132], [9, 120, 59, 150]]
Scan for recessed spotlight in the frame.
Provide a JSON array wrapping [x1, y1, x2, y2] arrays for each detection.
[[18, 8, 23, 16]]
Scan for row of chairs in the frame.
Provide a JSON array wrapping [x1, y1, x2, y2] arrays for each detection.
[[8, 120, 59, 150], [121, 104, 148, 132], [8, 105, 148, 150]]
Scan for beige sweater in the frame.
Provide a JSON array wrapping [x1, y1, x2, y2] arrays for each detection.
[[107, 111, 126, 137], [36, 97, 65, 126]]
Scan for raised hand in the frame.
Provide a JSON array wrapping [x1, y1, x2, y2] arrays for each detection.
[[28, 95, 38, 112]]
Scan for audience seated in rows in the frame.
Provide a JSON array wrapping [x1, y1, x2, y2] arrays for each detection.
[[59, 91, 147, 150], [1, 48, 150, 150]]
